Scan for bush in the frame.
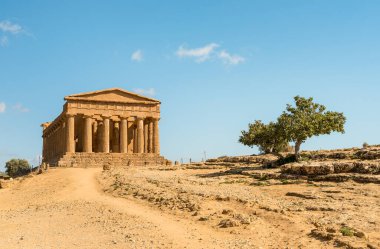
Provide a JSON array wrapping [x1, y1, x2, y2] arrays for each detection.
[[340, 226, 354, 237], [362, 142, 369, 148], [276, 154, 296, 166], [5, 159, 31, 177]]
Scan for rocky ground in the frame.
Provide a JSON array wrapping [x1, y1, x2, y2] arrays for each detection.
[[101, 164, 380, 249], [0, 146, 379, 248]]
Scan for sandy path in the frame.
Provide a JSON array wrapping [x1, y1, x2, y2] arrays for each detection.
[[0, 168, 227, 249]]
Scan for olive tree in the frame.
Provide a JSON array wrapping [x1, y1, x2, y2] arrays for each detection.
[[278, 96, 346, 160], [239, 120, 288, 154], [5, 159, 31, 177]]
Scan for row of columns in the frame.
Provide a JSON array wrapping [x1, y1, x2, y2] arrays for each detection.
[[66, 114, 160, 154], [43, 121, 66, 162]]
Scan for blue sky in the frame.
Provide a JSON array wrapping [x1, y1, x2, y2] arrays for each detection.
[[1, 1, 380, 170]]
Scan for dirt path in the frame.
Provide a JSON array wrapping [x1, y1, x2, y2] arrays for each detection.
[[0, 168, 228, 249]]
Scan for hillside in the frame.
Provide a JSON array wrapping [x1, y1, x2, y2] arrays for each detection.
[[0, 147, 379, 248]]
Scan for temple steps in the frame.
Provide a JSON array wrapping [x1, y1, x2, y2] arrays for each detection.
[[57, 152, 169, 167]]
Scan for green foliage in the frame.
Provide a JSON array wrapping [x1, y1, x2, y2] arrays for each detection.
[[5, 159, 31, 177], [239, 120, 288, 154], [362, 142, 369, 148], [277, 96, 346, 160], [240, 96, 346, 161], [340, 226, 354, 236]]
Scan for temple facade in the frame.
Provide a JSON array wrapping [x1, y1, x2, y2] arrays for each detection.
[[41, 88, 169, 167]]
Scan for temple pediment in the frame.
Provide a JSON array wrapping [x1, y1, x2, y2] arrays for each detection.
[[64, 88, 160, 104]]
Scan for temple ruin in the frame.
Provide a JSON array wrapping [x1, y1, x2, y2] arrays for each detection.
[[41, 88, 169, 167]]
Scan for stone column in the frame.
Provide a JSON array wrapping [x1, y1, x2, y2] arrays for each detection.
[[120, 117, 128, 153], [102, 116, 110, 153], [133, 125, 138, 153], [144, 121, 149, 153], [137, 117, 144, 154], [153, 118, 160, 154], [92, 121, 98, 152], [83, 115, 93, 153], [112, 121, 120, 153], [66, 114, 75, 153], [148, 120, 153, 153]]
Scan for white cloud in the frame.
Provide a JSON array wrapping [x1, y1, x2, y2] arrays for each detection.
[[12, 103, 29, 112], [176, 43, 219, 62], [131, 50, 143, 62], [176, 43, 245, 66], [133, 88, 155, 97], [0, 102, 6, 113], [0, 36, 8, 47], [0, 20, 23, 34], [218, 50, 245, 65]]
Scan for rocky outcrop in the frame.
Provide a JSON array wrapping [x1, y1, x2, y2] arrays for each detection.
[[281, 160, 380, 175], [300, 146, 380, 161], [206, 154, 280, 166]]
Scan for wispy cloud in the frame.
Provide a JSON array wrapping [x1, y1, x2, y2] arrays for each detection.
[[0, 36, 8, 47], [131, 50, 143, 62], [176, 43, 219, 62], [0, 102, 6, 113], [176, 43, 245, 66], [0, 20, 32, 47], [12, 103, 29, 112], [0, 20, 23, 34], [218, 50, 245, 65], [133, 88, 155, 97]]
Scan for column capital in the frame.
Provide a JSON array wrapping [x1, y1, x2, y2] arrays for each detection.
[[119, 116, 129, 120], [66, 113, 76, 118], [83, 114, 93, 119], [101, 115, 111, 119]]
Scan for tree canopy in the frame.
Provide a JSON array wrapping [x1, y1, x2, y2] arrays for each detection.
[[278, 96, 346, 159], [239, 120, 288, 154], [239, 96, 346, 160], [5, 159, 31, 177]]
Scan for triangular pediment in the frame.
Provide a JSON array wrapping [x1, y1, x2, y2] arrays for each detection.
[[64, 88, 160, 104]]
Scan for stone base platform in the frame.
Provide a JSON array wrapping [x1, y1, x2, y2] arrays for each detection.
[[55, 153, 170, 168]]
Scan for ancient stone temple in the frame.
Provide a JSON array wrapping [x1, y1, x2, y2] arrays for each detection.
[[41, 88, 169, 167]]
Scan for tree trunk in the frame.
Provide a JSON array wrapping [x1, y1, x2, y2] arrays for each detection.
[[295, 141, 302, 161]]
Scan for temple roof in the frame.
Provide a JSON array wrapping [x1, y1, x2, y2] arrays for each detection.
[[64, 88, 160, 104]]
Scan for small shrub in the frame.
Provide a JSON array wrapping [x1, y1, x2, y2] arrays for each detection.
[[5, 159, 31, 178], [340, 226, 354, 237], [276, 154, 296, 166], [362, 142, 369, 148]]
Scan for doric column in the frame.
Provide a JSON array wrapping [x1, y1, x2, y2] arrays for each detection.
[[83, 115, 93, 153], [92, 121, 98, 152], [133, 125, 137, 153], [148, 120, 153, 153], [102, 116, 110, 153], [137, 117, 144, 154], [120, 117, 128, 153], [112, 121, 120, 153], [66, 114, 75, 153], [144, 121, 148, 153], [153, 118, 160, 154]]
